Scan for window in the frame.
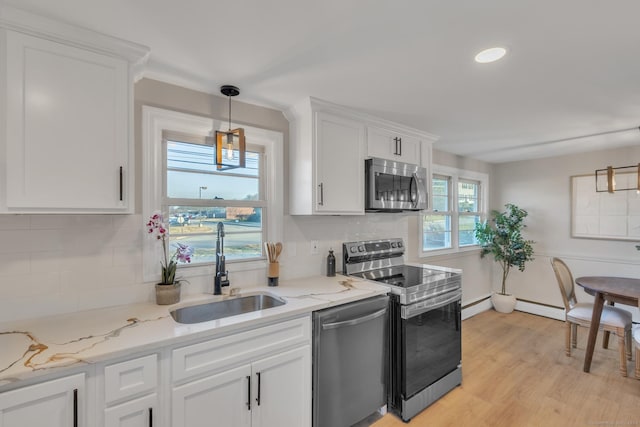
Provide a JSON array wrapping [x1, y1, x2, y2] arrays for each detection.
[[163, 131, 265, 264], [458, 179, 481, 247], [421, 166, 487, 255], [423, 175, 452, 250], [142, 107, 283, 283]]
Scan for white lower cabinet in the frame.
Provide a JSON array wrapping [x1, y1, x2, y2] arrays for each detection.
[[250, 346, 310, 427], [172, 346, 310, 427], [0, 373, 85, 427], [171, 316, 311, 427], [172, 364, 252, 427]]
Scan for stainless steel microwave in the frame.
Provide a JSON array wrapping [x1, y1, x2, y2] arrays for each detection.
[[365, 157, 428, 212]]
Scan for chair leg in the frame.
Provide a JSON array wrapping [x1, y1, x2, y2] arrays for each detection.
[[626, 330, 632, 361], [565, 321, 572, 356], [571, 323, 578, 348], [617, 330, 627, 377], [603, 330, 610, 349], [636, 347, 640, 379]]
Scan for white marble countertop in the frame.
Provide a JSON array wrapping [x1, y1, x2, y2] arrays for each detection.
[[0, 275, 388, 389]]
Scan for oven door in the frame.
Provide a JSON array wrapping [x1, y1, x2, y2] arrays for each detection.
[[365, 158, 428, 212], [390, 289, 461, 402]]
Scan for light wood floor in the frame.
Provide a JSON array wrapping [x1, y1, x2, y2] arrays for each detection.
[[372, 310, 640, 427]]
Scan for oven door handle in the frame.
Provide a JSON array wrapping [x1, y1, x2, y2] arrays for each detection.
[[402, 290, 461, 319], [321, 308, 387, 330]]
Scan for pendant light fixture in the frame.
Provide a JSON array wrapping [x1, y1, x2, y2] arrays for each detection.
[[594, 127, 640, 193], [595, 163, 640, 193], [210, 85, 246, 170]]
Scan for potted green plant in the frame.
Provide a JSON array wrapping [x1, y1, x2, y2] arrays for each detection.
[[474, 203, 535, 313]]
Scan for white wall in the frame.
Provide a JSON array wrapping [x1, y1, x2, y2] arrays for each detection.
[[492, 145, 640, 320]]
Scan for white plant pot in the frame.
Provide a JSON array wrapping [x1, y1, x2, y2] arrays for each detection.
[[491, 293, 517, 313]]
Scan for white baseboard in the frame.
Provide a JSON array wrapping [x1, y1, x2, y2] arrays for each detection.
[[462, 297, 492, 320], [515, 300, 565, 321], [462, 296, 565, 322]]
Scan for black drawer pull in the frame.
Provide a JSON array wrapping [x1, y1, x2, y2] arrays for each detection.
[[256, 372, 261, 406], [73, 388, 78, 427], [246, 375, 251, 410]]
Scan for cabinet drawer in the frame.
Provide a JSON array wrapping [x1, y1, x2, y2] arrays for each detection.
[[104, 354, 158, 405], [104, 393, 157, 427], [172, 316, 311, 383]]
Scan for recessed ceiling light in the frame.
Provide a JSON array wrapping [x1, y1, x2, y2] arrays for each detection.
[[474, 47, 507, 64]]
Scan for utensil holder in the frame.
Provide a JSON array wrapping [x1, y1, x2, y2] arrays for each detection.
[[268, 261, 279, 287]]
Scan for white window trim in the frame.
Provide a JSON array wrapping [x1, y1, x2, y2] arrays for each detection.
[[420, 165, 488, 258], [142, 106, 283, 283]]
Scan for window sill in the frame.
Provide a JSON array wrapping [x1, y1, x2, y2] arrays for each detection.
[[420, 245, 481, 258], [178, 259, 268, 279]]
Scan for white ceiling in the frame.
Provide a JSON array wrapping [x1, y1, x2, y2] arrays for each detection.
[[4, 0, 640, 163]]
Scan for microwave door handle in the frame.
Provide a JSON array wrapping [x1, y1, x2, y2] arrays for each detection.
[[410, 173, 419, 208]]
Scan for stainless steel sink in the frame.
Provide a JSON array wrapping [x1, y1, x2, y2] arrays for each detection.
[[170, 293, 286, 324]]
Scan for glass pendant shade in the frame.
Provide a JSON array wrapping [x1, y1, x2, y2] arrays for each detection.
[[213, 128, 246, 170]]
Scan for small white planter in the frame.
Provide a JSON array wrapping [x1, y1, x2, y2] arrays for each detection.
[[491, 293, 517, 313]]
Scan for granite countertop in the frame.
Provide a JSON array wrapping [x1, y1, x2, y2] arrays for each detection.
[[0, 275, 388, 389]]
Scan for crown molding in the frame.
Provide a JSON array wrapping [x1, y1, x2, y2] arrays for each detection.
[[0, 3, 149, 76]]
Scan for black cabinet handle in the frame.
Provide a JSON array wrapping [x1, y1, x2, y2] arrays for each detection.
[[318, 183, 324, 206], [246, 375, 251, 410], [149, 408, 153, 427], [119, 166, 123, 201], [255, 372, 261, 406], [393, 137, 402, 156], [73, 388, 78, 427]]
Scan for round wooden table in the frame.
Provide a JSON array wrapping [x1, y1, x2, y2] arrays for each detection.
[[575, 276, 640, 373]]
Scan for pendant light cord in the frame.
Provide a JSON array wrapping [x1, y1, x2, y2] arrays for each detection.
[[228, 96, 232, 131]]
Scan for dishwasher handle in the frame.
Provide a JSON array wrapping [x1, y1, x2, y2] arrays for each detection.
[[321, 307, 387, 330]]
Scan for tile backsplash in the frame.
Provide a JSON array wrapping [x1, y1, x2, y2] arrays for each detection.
[[0, 213, 411, 322], [0, 214, 145, 322]]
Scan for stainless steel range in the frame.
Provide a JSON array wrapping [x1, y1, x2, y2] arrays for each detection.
[[343, 238, 462, 422]]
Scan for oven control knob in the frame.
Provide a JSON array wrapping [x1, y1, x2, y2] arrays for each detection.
[[391, 242, 397, 248], [358, 245, 365, 252], [397, 241, 403, 248], [349, 246, 357, 253]]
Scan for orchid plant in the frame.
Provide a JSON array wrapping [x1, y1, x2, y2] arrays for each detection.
[[147, 212, 193, 285]]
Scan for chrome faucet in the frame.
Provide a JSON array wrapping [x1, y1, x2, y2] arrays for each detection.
[[213, 222, 230, 295]]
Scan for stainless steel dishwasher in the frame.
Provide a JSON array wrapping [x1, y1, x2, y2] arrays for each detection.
[[312, 294, 389, 427]]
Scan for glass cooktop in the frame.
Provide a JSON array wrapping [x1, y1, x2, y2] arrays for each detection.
[[350, 265, 454, 288]]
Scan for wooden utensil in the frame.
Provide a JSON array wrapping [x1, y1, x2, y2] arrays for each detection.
[[275, 242, 283, 261], [264, 242, 274, 262]]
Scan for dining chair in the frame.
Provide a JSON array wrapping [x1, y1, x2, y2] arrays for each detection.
[[635, 301, 640, 379], [550, 257, 633, 376]]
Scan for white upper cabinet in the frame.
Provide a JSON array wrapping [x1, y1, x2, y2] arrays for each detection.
[[0, 5, 149, 213], [287, 97, 438, 215], [287, 98, 365, 215], [366, 126, 422, 164]]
